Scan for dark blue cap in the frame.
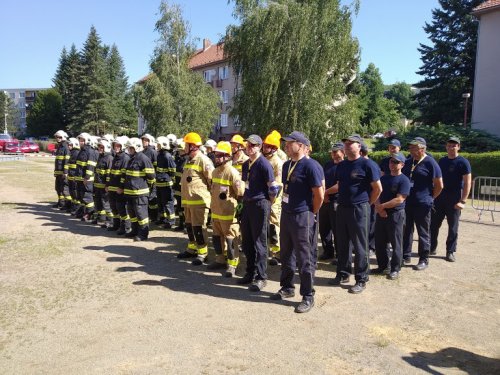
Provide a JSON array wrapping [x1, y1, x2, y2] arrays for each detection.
[[245, 134, 263, 145], [408, 137, 426, 146], [331, 142, 344, 151], [391, 152, 406, 163], [281, 131, 311, 147], [342, 134, 363, 143], [388, 139, 401, 147], [447, 136, 460, 144]]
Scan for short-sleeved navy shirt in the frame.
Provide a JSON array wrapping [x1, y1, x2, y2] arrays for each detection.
[[379, 174, 411, 211], [324, 160, 342, 201], [334, 157, 381, 205], [282, 157, 324, 213], [438, 156, 471, 202], [242, 155, 275, 201], [379, 156, 391, 175], [402, 155, 442, 206]]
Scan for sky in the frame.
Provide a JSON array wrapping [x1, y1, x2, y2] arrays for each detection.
[[0, 0, 440, 90]]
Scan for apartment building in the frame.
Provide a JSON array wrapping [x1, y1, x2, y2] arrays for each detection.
[[1, 88, 46, 134]]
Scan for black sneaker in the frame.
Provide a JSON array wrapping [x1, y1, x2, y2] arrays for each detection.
[[403, 257, 412, 265], [348, 282, 366, 294], [237, 274, 253, 285], [387, 271, 399, 280], [415, 260, 428, 271], [249, 279, 267, 292], [295, 299, 314, 313], [269, 257, 280, 266], [270, 289, 295, 300], [446, 252, 456, 262], [328, 275, 350, 285]]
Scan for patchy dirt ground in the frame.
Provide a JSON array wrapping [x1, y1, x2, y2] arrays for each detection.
[[1, 157, 499, 374]]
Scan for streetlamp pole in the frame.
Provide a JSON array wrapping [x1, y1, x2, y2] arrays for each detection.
[[3, 91, 8, 135], [462, 93, 471, 129]]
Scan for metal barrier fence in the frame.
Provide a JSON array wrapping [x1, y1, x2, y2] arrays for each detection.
[[471, 176, 500, 223], [0, 153, 26, 162]]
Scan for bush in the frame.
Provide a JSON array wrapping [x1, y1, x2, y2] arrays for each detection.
[[312, 151, 500, 178], [373, 123, 500, 153]]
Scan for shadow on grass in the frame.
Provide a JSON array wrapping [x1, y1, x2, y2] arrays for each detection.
[[402, 347, 500, 375]]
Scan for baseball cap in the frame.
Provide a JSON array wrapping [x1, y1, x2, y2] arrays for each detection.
[[281, 131, 311, 147], [408, 137, 426, 146], [331, 142, 344, 151], [388, 139, 401, 147], [447, 136, 461, 144], [391, 152, 406, 164], [245, 134, 263, 146], [342, 134, 363, 143]]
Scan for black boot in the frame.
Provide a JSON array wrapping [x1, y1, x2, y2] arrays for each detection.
[[125, 222, 139, 238], [107, 218, 121, 231], [134, 227, 149, 242]]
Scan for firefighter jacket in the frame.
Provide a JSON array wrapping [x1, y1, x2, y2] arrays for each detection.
[[174, 154, 188, 198], [181, 152, 213, 208], [121, 152, 156, 197], [232, 150, 248, 176], [266, 153, 284, 188], [75, 145, 98, 182], [54, 141, 70, 176], [210, 161, 245, 221], [94, 152, 113, 189], [67, 147, 80, 182], [142, 145, 158, 168], [106, 151, 130, 192], [277, 148, 288, 162], [156, 150, 176, 188]]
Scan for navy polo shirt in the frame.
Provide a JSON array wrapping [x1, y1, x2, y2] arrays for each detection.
[[402, 155, 442, 206], [334, 157, 381, 205], [439, 156, 471, 202], [379, 174, 411, 211], [242, 155, 275, 201], [282, 157, 324, 214], [324, 160, 342, 201]]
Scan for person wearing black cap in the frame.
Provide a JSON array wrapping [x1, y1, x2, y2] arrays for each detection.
[[379, 139, 402, 176], [402, 137, 443, 270], [270, 131, 324, 313], [238, 134, 277, 292], [329, 134, 382, 294], [430, 136, 471, 262], [318, 142, 345, 262], [374, 152, 411, 279]]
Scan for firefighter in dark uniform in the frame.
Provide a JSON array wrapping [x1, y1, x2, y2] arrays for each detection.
[[173, 139, 188, 231], [329, 134, 382, 294], [118, 137, 156, 242], [430, 136, 471, 262], [141, 134, 159, 224], [67, 137, 80, 214], [93, 139, 113, 227], [270, 131, 324, 314], [237, 134, 277, 292], [106, 136, 131, 234], [402, 137, 443, 270], [75, 133, 98, 221], [53, 130, 70, 209], [177, 132, 214, 265], [374, 152, 410, 280], [155, 136, 177, 228]]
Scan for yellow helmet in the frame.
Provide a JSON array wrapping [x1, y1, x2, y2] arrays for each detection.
[[214, 141, 232, 155], [229, 134, 245, 146], [263, 131, 281, 148], [183, 132, 202, 146]]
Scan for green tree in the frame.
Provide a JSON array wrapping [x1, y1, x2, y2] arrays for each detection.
[[357, 63, 400, 134], [385, 81, 418, 121], [26, 89, 64, 137], [415, 0, 482, 125], [0, 91, 20, 136], [134, 0, 219, 137], [224, 0, 360, 149]]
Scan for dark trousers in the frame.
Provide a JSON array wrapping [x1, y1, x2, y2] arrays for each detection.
[[68, 179, 78, 204], [109, 191, 128, 220], [403, 204, 432, 261], [336, 203, 370, 282], [375, 210, 405, 272], [318, 202, 336, 257], [127, 195, 149, 229], [430, 198, 461, 253], [280, 210, 317, 301], [368, 204, 376, 250], [241, 199, 270, 281], [94, 187, 110, 220], [157, 185, 175, 224], [77, 181, 94, 214], [55, 175, 69, 201]]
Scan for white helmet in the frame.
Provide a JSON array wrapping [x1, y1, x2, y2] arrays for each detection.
[[113, 136, 129, 148], [102, 134, 114, 143], [98, 139, 112, 153], [90, 136, 100, 149], [176, 139, 185, 150], [157, 136, 171, 150], [54, 130, 68, 140], [77, 132, 92, 145], [141, 133, 155, 144], [126, 137, 143, 153], [204, 139, 217, 149], [166, 133, 177, 147], [68, 137, 79, 149], [199, 145, 207, 155]]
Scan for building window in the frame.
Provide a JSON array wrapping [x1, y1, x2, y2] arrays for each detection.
[[218, 113, 228, 128], [233, 115, 241, 127], [203, 69, 216, 82], [20, 110, 26, 118], [19, 92, 25, 98], [219, 66, 229, 80], [219, 90, 229, 104], [9, 92, 15, 99]]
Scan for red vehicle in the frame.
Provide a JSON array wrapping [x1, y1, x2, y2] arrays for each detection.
[[22, 141, 40, 153], [3, 141, 23, 153], [47, 143, 57, 155], [0, 134, 13, 151]]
